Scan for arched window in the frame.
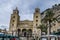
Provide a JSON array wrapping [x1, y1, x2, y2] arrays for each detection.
[[36, 16, 38, 18], [13, 16, 15, 18], [13, 20, 15, 22]]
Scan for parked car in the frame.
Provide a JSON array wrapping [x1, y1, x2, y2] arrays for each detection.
[[0, 33, 19, 40]]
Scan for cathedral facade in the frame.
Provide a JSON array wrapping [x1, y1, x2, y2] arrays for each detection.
[[9, 8, 41, 37]]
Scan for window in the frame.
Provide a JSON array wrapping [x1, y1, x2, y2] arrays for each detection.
[[12, 24, 14, 26], [13, 20, 15, 22], [36, 20, 38, 22], [36, 24, 37, 26], [36, 16, 38, 18], [13, 16, 15, 18]]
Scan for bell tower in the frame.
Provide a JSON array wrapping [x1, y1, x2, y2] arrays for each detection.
[[9, 7, 20, 34], [33, 8, 41, 37], [33, 8, 41, 27]]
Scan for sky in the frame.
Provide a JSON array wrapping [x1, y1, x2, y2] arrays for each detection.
[[0, 0, 60, 30]]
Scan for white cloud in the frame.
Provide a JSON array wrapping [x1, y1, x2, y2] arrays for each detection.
[[0, 0, 21, 30], [0, 0, 60, 30]]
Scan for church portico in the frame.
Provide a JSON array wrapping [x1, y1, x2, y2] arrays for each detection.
[[17, 28, 32, 37]]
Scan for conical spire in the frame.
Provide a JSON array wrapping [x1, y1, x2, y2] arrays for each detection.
[[13, 7, 19, 14], [15, 7, 18, 10]]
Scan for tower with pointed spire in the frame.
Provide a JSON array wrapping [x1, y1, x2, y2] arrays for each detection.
[[9, 7, 20, 34], [33, 8, 41, 37]]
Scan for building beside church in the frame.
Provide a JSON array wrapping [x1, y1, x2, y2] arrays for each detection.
[[41, 4, 60, 33]]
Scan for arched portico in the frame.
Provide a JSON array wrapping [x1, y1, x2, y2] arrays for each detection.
[[28, 29, 32, 37], [22, 29, 27, 37], [22, 29, 32, 37]]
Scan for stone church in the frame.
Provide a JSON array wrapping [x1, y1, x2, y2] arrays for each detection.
[[9, 7, 41, 37]]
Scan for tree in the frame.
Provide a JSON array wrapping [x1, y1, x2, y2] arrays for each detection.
[[43, 9, 57, 34], [43, 9, 57, 40], [37, 24, 47, 35]]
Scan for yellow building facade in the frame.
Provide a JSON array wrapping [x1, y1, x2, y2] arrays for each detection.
[[9, 7, 41, 37]]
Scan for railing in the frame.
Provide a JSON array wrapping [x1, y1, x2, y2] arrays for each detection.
[[7, 32, 60, 40], [19, 35, 60, 40], [38, 35, 60, 40]]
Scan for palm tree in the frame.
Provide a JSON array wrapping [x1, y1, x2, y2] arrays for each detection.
[[43, 9, 57, 34], [37, 24, 47, 35], [43, 9, 57, 40]]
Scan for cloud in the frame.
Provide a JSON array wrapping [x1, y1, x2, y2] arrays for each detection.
[[0, 0, 21, 30], [0, 24, 8, 30], [0, 0, 60, 30]]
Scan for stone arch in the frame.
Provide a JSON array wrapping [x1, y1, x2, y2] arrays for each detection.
[[28, 29, 32, 32], [22, 29, 26, 32], [22, 29, 27, 37], [28, 29, 32, 37]]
